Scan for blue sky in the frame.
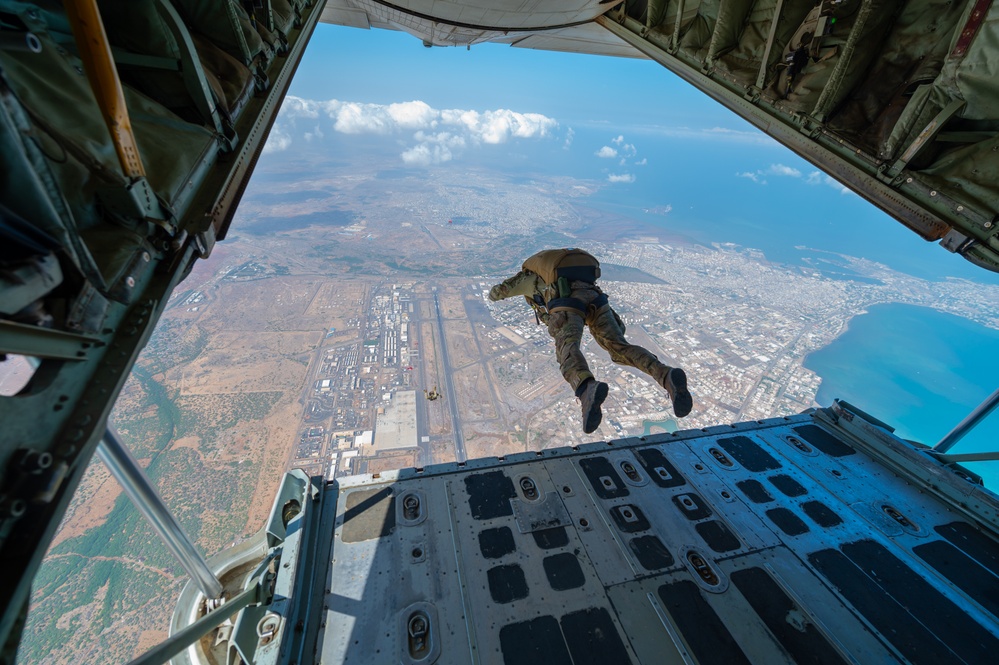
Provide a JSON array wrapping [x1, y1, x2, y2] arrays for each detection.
[[290, 24, 728, 126], [281, 23, 999, 285]]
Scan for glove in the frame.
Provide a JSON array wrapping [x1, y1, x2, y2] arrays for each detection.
[[488, 285, 504, 301]]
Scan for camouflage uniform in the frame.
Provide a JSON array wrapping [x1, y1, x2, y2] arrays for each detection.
[[489, 252, 674, 396]]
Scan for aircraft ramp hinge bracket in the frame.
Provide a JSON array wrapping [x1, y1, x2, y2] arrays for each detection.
[[875, 163, 898, 185], [796, 116, 823, 137], [940, 229, 973, 254], [743, 86, 762, 103], [97, 176, 170, 224], [194, 225, 217, 259]]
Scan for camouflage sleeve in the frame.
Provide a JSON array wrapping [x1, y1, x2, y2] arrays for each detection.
[[489, 271, 541, 301]]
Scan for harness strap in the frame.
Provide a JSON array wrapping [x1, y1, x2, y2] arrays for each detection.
[[531, 294, 546, 325], [547, 297, 588, 316]]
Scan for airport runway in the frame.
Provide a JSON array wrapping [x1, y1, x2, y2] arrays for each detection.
[[433, 290, 466, 462]]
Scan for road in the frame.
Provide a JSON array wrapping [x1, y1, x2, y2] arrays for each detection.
[[408, 292, 433, 467], [735, 327, 809, 420], [433, 290, 466, 462]]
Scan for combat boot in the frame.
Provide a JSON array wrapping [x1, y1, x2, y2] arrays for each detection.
[[663, 368, 693, 418], [578, 379, 609, 434]]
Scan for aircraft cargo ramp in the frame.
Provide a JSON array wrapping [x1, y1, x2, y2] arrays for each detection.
[[171, 400, 999, 665]]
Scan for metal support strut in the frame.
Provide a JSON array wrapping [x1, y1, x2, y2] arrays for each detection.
[[933, 387, 999, 453], [97, 427, 224, 599], [126, 583, 260, 665]]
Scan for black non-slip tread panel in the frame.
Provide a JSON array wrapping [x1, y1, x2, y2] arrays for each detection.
[[808, 547, 957, 664], [717, 436, 782, 472], [560, 607, 632, 665], [736, 479, 774, 504], [809, 544, 976, 665], [634, 448, 687, 488], [793, 424, 856, 457], [934, 521, 999, 578], [657, 580, 752, 665], [629, 535, 674, 570], [465, 471, 516, 520], [543, 552, 586, 591], [695, 520, 741, 553], [766, 508, 809, 536], [479, 526, 516, 559], [578, 457, 630, 499], [913, 539, 999, 619], [730, 567, 849, 665], [841, 539, 999, 665], [500, 615, 573, 665], [487, 564, 530, 604], [341, 487, 395, 543], [769, 474, 807, 497], [801, 500, 843, 527], [532, 526, 570, 550]]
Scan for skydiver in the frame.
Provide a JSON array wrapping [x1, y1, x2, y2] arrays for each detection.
[[489, 248, 692, 434]]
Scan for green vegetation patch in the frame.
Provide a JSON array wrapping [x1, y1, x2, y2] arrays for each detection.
[[174, 391, 283, 452], [141, 319, 209, 375]]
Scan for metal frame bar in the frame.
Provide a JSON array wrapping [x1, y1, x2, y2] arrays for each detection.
[[931, 451, 999, 464], [0, 320, 101, 360], [933, 387, 999, 453], [756, 0, 786, 89], [154, 0, 230, 141], [97, 428, 223, 599], [126, 583, 260, 665]]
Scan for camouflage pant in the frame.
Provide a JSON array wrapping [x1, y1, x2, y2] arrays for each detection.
[[546, 286, 671, 393]]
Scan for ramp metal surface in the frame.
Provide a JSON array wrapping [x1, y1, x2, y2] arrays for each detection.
[[306, 405, 999, 664]]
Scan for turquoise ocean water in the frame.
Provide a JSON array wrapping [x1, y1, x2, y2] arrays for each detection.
[[803, 303, 999, 487]]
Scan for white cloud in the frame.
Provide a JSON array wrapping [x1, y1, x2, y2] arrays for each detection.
[[804, 170, 853, 194], [738, 163, 803, 184], [736, 171, 764, 184], [767, 163, 801, 177], [281, 96, 320, 119], [602, 134, 639, 162], [269, 96, 558, 165], [635, 158, 647, 166], [608, 173, 635, 183], [303, 125, 324, 143], [263, 125, 292, 154], [739, 165, 854, 194], [387, 100, 437, 129], [563, 127, 575, 150], [401, 144, 454, 166]]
